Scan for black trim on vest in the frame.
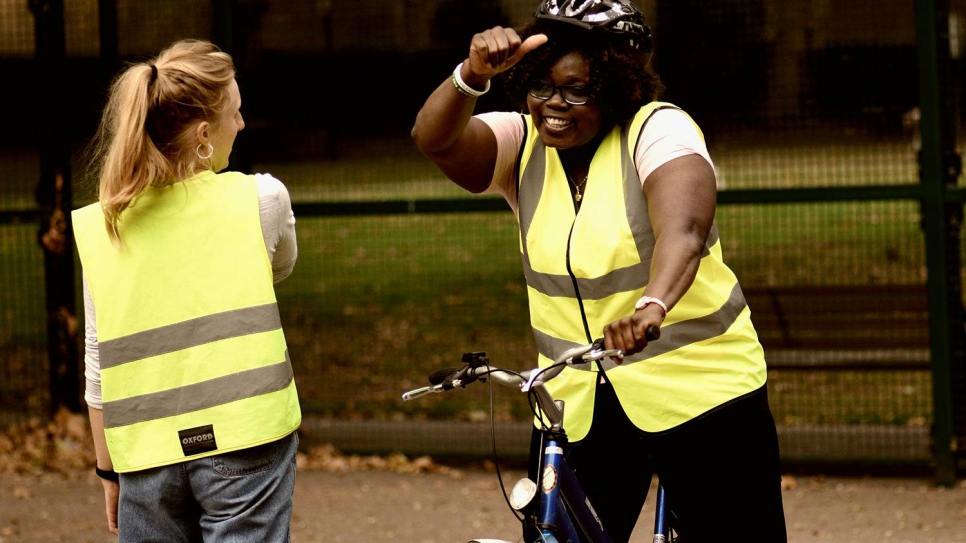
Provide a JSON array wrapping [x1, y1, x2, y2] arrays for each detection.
[[518, 109, 664, 352], [518, 105, 727, 364], [515, 113, 528, 199], [632, 105, 680, 159], [629, 105, 719, 258], [614, 383, 770, 438], [565, 222, 594, 343]]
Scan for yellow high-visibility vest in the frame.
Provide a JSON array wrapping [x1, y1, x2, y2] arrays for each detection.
[[517, 102, 766, 441], [73, 170, 301, 472]]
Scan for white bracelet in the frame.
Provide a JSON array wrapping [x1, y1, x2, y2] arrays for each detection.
[[634, 295, 668, 315], [452, 62, 490, 97]]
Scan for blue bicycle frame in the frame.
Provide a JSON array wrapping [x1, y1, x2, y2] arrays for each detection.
[[530, 432, 672, 543], [535, 435, 612, 542]]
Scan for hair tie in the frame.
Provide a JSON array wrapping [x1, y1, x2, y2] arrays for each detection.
[[148, 63, 158, 83]]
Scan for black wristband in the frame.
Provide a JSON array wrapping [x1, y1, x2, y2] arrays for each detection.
[[95, 466, 119, 483]]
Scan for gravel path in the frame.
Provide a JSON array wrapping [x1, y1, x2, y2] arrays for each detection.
[[2, 468, 965, 543]]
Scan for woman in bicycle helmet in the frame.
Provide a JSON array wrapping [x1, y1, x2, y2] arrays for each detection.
[[412, 1, 787, 541]]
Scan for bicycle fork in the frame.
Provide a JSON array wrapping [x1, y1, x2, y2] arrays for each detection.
[[536, 437, 612, 543]]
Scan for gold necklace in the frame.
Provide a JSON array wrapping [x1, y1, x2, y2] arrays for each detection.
[[567, 173, 588, 202]]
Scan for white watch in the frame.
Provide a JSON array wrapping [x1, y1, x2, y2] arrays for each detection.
[[634, 295, 668, 315]]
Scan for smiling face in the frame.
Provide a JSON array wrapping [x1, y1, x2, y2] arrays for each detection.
[[526, 50, 605, 150]]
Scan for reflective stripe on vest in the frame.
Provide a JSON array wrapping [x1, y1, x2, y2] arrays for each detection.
[[72, 170, 301, 472], [516, 102, 766, 439]]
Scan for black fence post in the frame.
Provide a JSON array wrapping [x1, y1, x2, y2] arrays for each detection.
[[941, 4, 966, 473], [98, 0, 117, 67], [30, 0, 80, 415], [915, 0, 960, 485], [212, 0, 236, 57], [212, 0, 256, 173]]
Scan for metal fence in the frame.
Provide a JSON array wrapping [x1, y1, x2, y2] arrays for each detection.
[[1, 0, 964, 482]]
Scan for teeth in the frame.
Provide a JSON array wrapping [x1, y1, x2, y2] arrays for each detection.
[[545, 117, 571, 129]]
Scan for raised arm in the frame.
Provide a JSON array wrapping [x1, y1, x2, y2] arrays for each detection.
[[412, 27, 547, 192]]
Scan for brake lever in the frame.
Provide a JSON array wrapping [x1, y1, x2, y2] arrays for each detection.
[[581, 347, 623, 362], [522, 342, 613, 392], [402, 384, 442, 401]]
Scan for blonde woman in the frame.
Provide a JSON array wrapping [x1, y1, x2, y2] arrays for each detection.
[[73, 39, 300, 542]]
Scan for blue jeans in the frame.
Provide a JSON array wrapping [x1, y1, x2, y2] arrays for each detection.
[[117, 431, 298, 543]]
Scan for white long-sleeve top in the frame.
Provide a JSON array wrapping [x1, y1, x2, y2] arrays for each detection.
[[83, 173, 298, 409]]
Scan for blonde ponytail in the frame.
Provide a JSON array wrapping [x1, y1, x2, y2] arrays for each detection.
[[87, 39, 235, 246]]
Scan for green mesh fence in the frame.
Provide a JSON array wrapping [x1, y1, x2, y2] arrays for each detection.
[[0, 0, 39, 425], [0, 222, 48, 425], [0, 0, 32, 57], [1, 0, 963, 469]]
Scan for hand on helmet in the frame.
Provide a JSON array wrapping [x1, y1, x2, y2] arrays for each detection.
[[465, 27, 548, 83]]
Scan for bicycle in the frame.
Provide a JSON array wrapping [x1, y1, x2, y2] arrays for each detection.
[[402, 330, 681, 543]]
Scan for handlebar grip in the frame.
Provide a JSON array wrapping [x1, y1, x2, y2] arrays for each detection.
[[428, 367, 460, 385], [428, 365, 480, 391]]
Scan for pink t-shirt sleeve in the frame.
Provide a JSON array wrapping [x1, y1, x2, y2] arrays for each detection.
[[476, 111, 525, 213], [635, 108, 715, 185]]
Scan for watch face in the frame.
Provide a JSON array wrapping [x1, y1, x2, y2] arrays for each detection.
[[541, 464, 558, 494]]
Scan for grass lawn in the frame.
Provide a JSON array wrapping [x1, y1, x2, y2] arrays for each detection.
[[0, 135, 943, 427]]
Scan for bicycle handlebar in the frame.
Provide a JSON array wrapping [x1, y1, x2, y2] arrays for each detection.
[[401, 326, 659, 402]]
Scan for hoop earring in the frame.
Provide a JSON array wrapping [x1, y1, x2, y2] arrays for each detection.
[[197, 143, 214, 160]]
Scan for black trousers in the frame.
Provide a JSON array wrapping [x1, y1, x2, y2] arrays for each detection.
[[527, 381, 787, 543]]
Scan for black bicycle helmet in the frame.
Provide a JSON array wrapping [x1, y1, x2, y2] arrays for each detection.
[[534, 0, 653, 52]]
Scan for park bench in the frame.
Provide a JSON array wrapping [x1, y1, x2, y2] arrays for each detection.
[[743, 284, 931, 370]]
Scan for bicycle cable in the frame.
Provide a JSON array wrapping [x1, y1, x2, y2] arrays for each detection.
[[528, 360, 570, 431], [483, 367, 526, 523], [483, 359, 571, 525]]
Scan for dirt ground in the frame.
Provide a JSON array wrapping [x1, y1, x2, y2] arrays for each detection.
[[2, 467, 966, 543], [1, 412, 964, 542]]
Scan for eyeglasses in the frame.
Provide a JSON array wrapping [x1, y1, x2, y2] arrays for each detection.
[[528, 80, 593, 106]]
